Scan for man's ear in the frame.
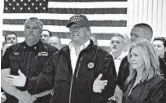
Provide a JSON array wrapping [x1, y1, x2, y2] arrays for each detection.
[[87, 31, 90, 36], [40, 28, 43, 33], [86, 28, 91, 36]]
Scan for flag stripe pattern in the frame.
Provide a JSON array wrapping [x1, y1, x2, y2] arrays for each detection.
[[3, 0, 127, 48], [3, 19, 126, 27], [47, 8, 127, 14], [3, 31, 117, 40]]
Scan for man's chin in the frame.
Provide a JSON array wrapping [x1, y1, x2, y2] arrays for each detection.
[[25, 39, 39, 46], [111, 49, 118, 53], [41, 40, 46, 43], [26, 36, 34, 40], [72, 38, 80, 42]]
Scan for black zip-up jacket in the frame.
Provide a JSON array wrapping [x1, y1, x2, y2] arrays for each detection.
[[26, 40, 117, 103], [1, 41, 58, 103], [122, 75, 166, 103], [118, 56, 166, 90]]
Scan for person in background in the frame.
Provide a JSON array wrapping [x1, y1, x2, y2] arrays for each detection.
[[4, 32, 18, 45], [1, 17, 58, 103], [4, 14, 117, 103], [47, 36, 62, 50], [1, 32, 18, 102], [108, 33, 126, 103], [122, 40, 166, 103], [130, 23, 153, 43], [110, 33, 126, 73], [153, 37, 166, 63], [2, 32, 18, 55], [41, 29, 52, 43], [118, 23, 166, 91]]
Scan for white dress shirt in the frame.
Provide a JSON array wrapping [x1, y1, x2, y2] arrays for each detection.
[[69, 40, 90, 74], [110, 51, 127, 75]]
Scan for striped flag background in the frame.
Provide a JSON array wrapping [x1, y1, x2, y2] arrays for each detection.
[[3, 0, 127, 50]]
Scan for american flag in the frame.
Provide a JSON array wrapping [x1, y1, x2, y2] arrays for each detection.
[[3, 0, 127, 50]]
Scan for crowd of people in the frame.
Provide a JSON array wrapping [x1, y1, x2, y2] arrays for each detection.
[[1, 14, 166, 103]]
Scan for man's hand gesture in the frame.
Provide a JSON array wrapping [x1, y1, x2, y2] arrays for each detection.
[[93, 74, 108, 93], [4, 69, 26, 87]]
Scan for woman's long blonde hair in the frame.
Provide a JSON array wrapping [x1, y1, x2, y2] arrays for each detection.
[[126, 40, 160, 84]]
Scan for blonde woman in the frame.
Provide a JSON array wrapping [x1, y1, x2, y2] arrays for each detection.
[[122, 40, 166, 103]]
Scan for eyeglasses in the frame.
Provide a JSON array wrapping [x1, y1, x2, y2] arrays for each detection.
[[69, 26, 85, 31]]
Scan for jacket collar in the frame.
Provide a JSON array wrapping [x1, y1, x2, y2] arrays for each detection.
[[22, 40, 44, 50], [61, 39, 94, 57], [68, 40, 90, 51]]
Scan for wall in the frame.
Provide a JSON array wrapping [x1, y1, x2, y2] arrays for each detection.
[[127, 0, 166, 38]]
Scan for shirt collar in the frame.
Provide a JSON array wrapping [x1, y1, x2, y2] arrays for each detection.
[[110, 51, 127, 60], [69, 40, 90, 51]]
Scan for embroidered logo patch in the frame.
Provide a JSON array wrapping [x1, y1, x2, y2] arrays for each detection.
[[13, 52, 19, 55], [38, 52, 48, 56]]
